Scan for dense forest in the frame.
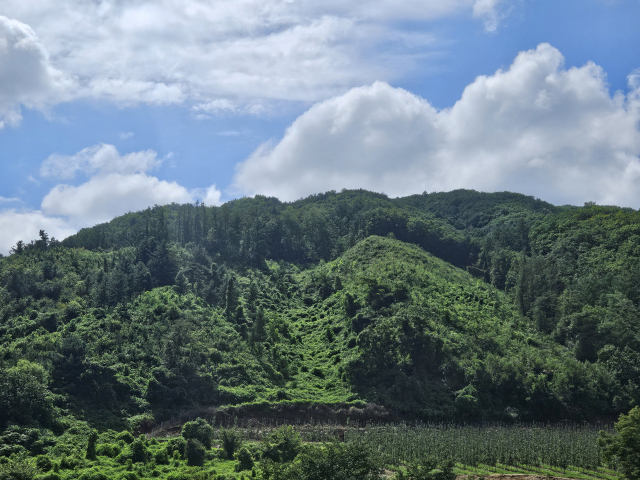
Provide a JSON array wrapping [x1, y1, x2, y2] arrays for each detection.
[[2, 189, 640, 442]]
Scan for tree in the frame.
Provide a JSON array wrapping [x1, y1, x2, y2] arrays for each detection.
[[86, 429, 98, 460], [0, 360, 53, 429], [174, 270, 191, 295], [251, 307, 267, 343], [37, 230, 49, 250], [185, 439, 205, 467], [599, 406, 640, 479], [181, 418, 213, 449], [10, 240, 24, 255], [220, 428, 242, 460], [225, 276, 238, 320], [260, 426, 301, 463], [131, 438, 149, 464], [235, 447, 254, 472]]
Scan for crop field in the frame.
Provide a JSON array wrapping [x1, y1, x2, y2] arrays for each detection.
[[344, 423, 619, 480], [209, 421, 620, 479]]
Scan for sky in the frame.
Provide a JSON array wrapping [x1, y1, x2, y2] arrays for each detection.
[[1, 0, 640, 254]]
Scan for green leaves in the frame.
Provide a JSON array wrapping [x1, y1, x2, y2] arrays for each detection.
[[599, 406, 640, 479]]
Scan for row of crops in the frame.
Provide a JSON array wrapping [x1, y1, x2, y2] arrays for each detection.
[[344, 423, 619, 478], [198, 420, 620, 479]]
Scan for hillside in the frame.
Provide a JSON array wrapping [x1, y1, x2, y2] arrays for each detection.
[[1, 189, 639, 435]]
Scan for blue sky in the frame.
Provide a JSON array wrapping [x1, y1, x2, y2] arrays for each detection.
[[1, 0, 640, 253]]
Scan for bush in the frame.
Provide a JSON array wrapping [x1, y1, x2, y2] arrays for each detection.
[[185, 439, 206, 467], [599, 406, 640, 479], [78, 471, 109, 480], [260, 426, 301, 463], [181, 418, 214, 449], [59, 457, 80, 470], [36, 474, 61, 480], [235, 447, 254, 472], [166, 473, 190, 480], [34, 457, 51, 472], [260, 441, 381, 480], [116, 432, 134, 445], [220, 429, 242, 460], [127, 414, 155, 435], [130, 439, 149, 464], [402, 460, 456, 480], [86, 430, 98, 461], [96, 444, 120, 458], [166, 438, 186, 459], [153, 448, 169, 465], [0, 457, 38, 480]]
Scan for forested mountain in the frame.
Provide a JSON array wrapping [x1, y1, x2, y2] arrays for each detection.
[[2, 189, 640, 434]]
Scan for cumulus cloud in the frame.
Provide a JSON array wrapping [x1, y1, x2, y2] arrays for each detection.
[[234, 44, 640, 207], [1, 0, 507, 115], [39, 144, 222, 224], [0, 144, 223, 254], [0, 209, 76, 255], [40, 143, 162, 180], [41, 172, 195, 224], [0, 16, 70, 127]]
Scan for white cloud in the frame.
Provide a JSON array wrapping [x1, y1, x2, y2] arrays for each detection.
[[39, 144, 223, 224], [473, 0, 514, 32], [1, 0, 507, 116], [41, 172, 195, 224], [0, 196, 20, 203], [0, 209, 76, 255], [234, 44, 640, 207], [119, 132, 134, 140], [0, 16, 71, 127], [40, 143, 162, 180], [202, 185, 223, 206], [0, 144, 223, 254]]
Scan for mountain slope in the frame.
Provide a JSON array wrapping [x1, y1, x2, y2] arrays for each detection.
[[1, 189, 640, 432]]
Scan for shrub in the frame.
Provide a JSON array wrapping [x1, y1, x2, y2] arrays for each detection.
[[59, 456, 80, 470], [34, 457, 51, 472], [116, 432, 134, 445], [166, 473, 190, 480], [181, 418, 214, 449], [219, 429, 242, 460], [235, 447, 254, 472], [403, 459, 456, 480], [86, 430, 98, 461], [599, 406, 640, 479], [153, 448, 169, 465], [260, 426, 301, 463], [36, 474, 61, 480], [0, 456, 38, 480], [127, 414, 155, 435], [261, 441, 382, 480], [96, 444, 120, 458], [166, 438, 186, 459], [185, 439, 206, 467], [78, 471, 109, 480], [130, 439, 149, 464]]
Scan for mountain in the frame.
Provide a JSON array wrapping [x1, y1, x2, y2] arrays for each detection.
[[1, 189, 639, 432]]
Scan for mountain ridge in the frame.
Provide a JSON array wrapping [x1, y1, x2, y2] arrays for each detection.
[[1, 189, 639, 433]]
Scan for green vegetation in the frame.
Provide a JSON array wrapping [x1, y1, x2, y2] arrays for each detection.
[[2, 188, 640, 478], [599, 407, 640, 479]]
